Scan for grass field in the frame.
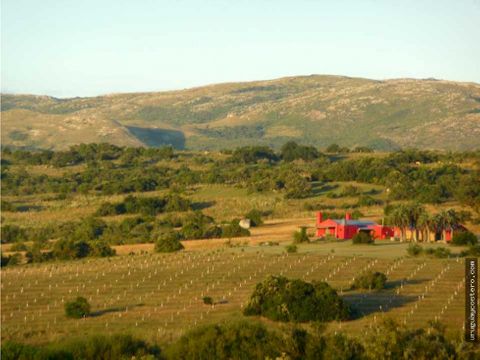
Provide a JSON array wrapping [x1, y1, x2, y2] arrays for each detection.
[[0, 240, 468, 346]]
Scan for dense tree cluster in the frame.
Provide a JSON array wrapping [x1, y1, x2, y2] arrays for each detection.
[[95, 194, 191, 216], [3, 319, 476, 360], [243, 275, 349, 322], [2, 144, 478, 210]]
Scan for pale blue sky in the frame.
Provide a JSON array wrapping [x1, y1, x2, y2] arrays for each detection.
[[2, 0, 479, 97]]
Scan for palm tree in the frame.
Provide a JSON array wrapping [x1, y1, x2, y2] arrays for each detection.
[[417, 211, 431, 242], [434, 209, 461, 241], [443, 209, 461, 240], [408, 203, 426, 242], [388, 205, 410, 242], [430, 213, 444, 241]]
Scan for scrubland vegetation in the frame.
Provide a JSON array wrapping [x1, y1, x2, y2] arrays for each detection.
[[1, 142, 479, 358]]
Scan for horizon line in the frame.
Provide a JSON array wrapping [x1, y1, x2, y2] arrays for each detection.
[[2, 73, 479, 100]]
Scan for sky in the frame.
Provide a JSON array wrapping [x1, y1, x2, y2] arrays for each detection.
[[2, 0, 480, 98]]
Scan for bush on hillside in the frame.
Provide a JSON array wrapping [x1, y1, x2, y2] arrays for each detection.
[[352, 271, 387, 290], [462, 244, 480, 257], [165, 321, 282, 360], [285, 244, 298, 253], [53, 239, 91, 260], [181, 211, 217, 239], [352, 232, 374, 244], [407, 244, 423, 256], [89, 240, 116, 257], [221, 220, 250, 238], [245, 209, 263, 227], [451, 231, 478, 246], [280, 141, 320, 162], [1, 224, 27, 243], [243, 275, 349, 322], [64, 297, 91, 318], [433, 247, 451, 258], [154, 231, 184, 253]]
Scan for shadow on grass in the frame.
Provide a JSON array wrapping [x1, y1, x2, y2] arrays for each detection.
[[191, 201, 216, 210], [16, 205, 44, 212], [90, 303, 145, 317], [343, 292, 417, 319], [310, 183, 339, 197], [384, 278, 429, 290]]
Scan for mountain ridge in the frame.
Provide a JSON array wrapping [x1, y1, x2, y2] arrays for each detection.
[[2, 75, 480, 151]]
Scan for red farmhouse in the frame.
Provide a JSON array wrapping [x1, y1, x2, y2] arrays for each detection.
[[315, 212, 394, 240]]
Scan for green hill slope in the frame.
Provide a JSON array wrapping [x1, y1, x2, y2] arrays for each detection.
[[2, 75, 480, 150]]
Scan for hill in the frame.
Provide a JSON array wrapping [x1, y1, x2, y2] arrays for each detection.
[[2, 75, 480, 150]]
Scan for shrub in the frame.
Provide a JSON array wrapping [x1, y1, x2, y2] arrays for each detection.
[[281, 141, 320, 162], [424, 248, 435, 255], [243, 275, 349, 322], [286, 244, 298, 253], [1, 224, 27, 243], [72, 217, 107, 242], [462, 244, 480, 257], [164, 193, 191, 212], [64, 297, 91, 318], [1, 334, 158, 360], [154, 231, 184, 253], [352, 232, 374, 244], [202, 296, 213, 305], [352, 271, 387, 290], [451, 231, 478, 246], [433, 247, 451, 258], [221, 220, 251, 238], [293, 227, 310, 243], [54, 239, 91, 260], [407, 244, 423, 256], [89, 240, 116, 257], [245, 209, 263, 227], [166, 321, 282, 360]]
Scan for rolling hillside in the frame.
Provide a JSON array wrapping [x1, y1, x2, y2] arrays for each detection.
[[2, 75, 480, 151]]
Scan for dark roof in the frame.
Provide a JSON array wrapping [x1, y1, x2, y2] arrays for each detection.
[[331, 219, 377, 227]]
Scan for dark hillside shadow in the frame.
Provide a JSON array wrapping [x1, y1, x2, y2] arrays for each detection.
[[127, 126, 185, 149]]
